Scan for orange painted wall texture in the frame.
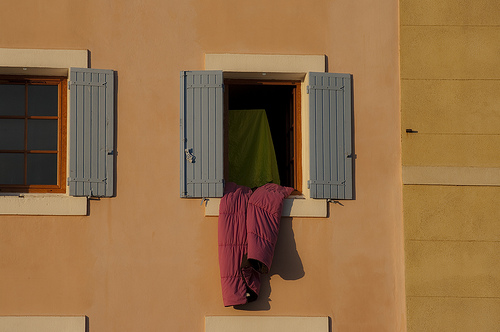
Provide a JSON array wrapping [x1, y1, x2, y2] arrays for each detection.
[[0, 1, 404, 331]]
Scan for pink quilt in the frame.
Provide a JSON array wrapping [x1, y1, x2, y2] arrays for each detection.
[[218, 182, 293, 306]]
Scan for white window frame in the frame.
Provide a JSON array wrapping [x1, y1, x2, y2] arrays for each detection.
[[203, 54, 329, 217], [0, 48, 88, 215]]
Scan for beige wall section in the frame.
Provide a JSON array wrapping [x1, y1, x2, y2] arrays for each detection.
[[205, 316, 328, 332], [401, 27, 500, 80], [400, 0, 500, 26], [401, 80, 500, 135], [0, 316, 85, 332], [407, 297, 500, 332], [0, 1, 404, 331], [403, 134, 500, 167], [402, 166, 500, 186], [404, 186, 500, 241], [406, 240, 500, 297], [401, 0, 500, 330]]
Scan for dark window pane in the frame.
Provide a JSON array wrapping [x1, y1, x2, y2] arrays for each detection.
[[0, 119, 25, 150], [0, 153, 24, 184], [27, 153, 57, 185], [27, 119, 58, 150], [0, 84, 25, 116], [28, 85, 58, 116]]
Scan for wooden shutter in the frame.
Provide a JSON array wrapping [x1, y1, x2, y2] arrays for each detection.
[[69, 68, 115, 197], [308, 72, 353, 199], [180, 71, 224, 198]]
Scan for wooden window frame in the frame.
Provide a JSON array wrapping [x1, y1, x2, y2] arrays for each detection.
[[0, 76, 67, 193], [224, 79, 302, 194]]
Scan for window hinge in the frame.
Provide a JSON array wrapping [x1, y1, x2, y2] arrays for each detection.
[[306, 86, 310, 94], [185, 148, 196, 163]]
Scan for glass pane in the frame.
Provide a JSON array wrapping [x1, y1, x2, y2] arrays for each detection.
[[0, 153, 24, 184], [28, 85, 58, 116], [27, 119, 58, 150], [0, 119, 25, 150], [27, 153, 57, 185], [0, 84, 25, 116]]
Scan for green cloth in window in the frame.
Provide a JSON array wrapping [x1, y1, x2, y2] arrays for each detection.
[[228, 109, 280, 188]]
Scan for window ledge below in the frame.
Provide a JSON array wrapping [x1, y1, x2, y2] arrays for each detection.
[[0, 194, 87, 216], [206, 316, 328, 332], [0, 316, 86, 332], [204, 197, 327, 218]]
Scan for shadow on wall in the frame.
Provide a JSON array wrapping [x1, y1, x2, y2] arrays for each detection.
[[235, 218, 304, 311]]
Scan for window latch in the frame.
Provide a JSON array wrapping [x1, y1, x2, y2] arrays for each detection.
[[185, 148, 196, 163]]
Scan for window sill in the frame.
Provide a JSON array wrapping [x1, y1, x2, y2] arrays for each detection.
[[204, 196, 327, 218], [205, 316, 328, 332], [0, 194, 87, 215], [0, 316, 86, 332]]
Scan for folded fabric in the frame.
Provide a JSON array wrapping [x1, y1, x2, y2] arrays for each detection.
[[218, 182, 293, 306]]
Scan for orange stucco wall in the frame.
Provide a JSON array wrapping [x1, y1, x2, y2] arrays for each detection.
[[0, 1, 404, 331]]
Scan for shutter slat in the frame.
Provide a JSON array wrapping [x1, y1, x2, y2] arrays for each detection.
[[208, 77, 217, 197], [215, 75, 223, 197], [201, 74, 209, 196], [192, 77, 201, 197], [91, 73, 99, 195], [343, 75, 353, 199], [308, 72, 353, 199], [336, 76, 345, 199], [69, 67, 115, 197], [76, 72, 85, 196], [309, 77, 317, 197], [179, 72, 186, 197], [331, 86, 339, 198], [180, 71, 224, 198], [83, 71, 92, 196], [323, 79, 331, 199]]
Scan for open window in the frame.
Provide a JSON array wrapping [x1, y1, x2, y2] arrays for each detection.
[[225, 80, 301, 192], [180, 70, 353, 200]]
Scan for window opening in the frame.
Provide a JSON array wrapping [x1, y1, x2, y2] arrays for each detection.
[[0, 76, 66, 193], [225, 80, 301, 192]]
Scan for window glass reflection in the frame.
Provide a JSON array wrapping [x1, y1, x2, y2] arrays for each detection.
[[0, 153, 24, 184], [27, 119, 58, 150], [27, 153, 57, 185], [28, 85, 58, 116], [0, 119, 25, 150], [0, 84, 25, 116]]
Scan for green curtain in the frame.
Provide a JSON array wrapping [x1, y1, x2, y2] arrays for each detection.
[[228, 109, 280, 188]]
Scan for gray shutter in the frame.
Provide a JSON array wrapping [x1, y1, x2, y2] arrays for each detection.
[[308, 72, 353, 199], [69, 68, 115, 197], [180, 71, 224, 198]]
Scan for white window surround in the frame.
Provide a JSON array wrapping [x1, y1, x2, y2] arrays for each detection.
[[0, 316, 85, 332], [203, 53, 328, 217], [205, 316, 328, 332], [0, 48, 88, 216]]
